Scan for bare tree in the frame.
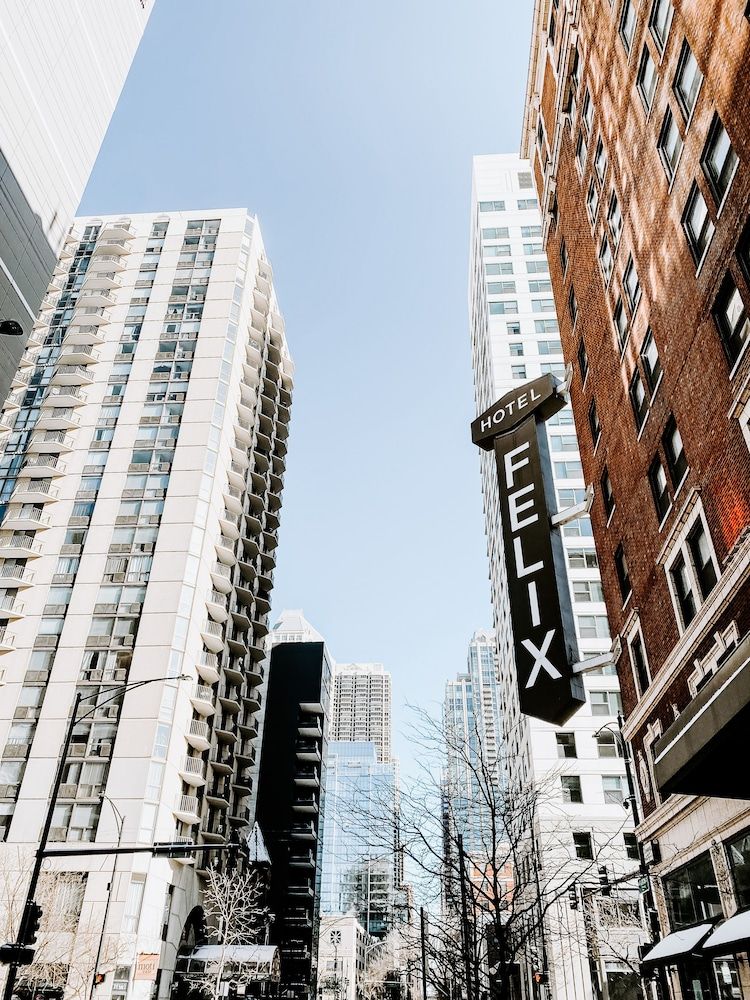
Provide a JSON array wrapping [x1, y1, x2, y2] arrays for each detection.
[[188, 862, 269, 1000]]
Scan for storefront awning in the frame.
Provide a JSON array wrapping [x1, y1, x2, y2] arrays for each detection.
[[703, 910, 750, 954], [187, 945, 280, 981], [640, 924, 714, 966], [653, 632, 750, 799]]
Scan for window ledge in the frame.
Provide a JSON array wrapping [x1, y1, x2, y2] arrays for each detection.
[[606, 505, 617, 529], [636, 410, 652, 442], [728, 338, 750, 382]]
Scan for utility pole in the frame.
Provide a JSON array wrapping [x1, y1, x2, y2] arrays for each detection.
[[420, 907, 428, 1000], [456, 836, 474, 1000]]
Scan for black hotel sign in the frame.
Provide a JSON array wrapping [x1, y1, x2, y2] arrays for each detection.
[[472, 375, 585, 726]]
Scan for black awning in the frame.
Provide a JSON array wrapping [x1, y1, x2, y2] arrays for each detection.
[[653, 632, 750, 799], [702, 910, 750, 954], [640, 924, 714, 966]]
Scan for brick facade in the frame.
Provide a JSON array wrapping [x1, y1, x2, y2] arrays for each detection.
[[523, 0, 750, 832]]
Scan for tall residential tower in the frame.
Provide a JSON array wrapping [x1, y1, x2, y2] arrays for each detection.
[[330, 663, 392, 762], [0, 209, 292, 1000]]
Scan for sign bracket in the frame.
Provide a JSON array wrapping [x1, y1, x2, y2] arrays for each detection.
[[550, 484, 594, 527]]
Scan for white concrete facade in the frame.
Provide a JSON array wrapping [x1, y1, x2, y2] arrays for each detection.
[[331, 663, 392, 763], [0, 208, 292, 1000], [469, 154, 643, 1000], [318, 914, 371, 1000]]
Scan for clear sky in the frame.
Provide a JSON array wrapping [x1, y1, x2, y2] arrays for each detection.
[[80, 0, 533, 766]]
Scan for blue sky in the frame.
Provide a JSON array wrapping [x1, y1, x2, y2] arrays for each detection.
[[80, 0, 533, 764]]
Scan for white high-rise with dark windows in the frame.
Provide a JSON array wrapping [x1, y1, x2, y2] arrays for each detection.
[[330, 663, 392, 762], [0, 209, 292, 1000], [469, 155, 644, 1000]]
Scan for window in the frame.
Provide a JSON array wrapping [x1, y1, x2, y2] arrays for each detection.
[[713, 275, 749, 368], [551, 434, 578, 453], [682, 183, 714, 264], [591, 691, 623, 717], [662, 416, 687, 487], [649, 0, 673, 49], [621, 833, 639, 861], [538, 340, 562, 355], [581, 89, 593, 135], [568, 548, 599, 570], [489, 301, 518, 315], [527, 260, 549, 275], [594, 138, 607, 182], [573, 580, 605, 603], [615, 544, 632, 602], [578, 615, 610, 639], [607, 193, 623, 246], [518, 198, 539, 210], [599, 236, 614, 286], [560, 238, 568, 275], [511, 365, 527, 380], [637, 46, 658, 110], [588, 400, 601, 445], [568, 288, 578, 326], [576, 132, 587, 172], [528, 280, 552, 294], [596, 731, 624, 758], [613, 298, 629, 351], [674, 40, 703, 119], [485, 262, 513, 275], [603, 776, 626, 804], [702, 114, 739, 206], [623, 256, 641, 311], [479, 201, 506, 212], [688, 517, 718, 598], [561, 776, 583, 804], [629, 369, 649, 429], [482, 227, 510, 239], [484, 244, 511, 257], [578, 339, 589, 381], [556, 733, 577, 758], [574, 832, 594, 860], [535, 319, 559, 334], [524, 243, 543, 255], [620, 0, 637, 52], [587, 179, 600, 222], [532, 298, 555, 313], [519, 172, 533, 189], [521, 226, 542, 238], [508, 344, 524, 360], [630, 631, 651, 695], [487, 281, 516, 294], [555, 460, 584, 479], [670, 551, 697, 626], [601, 467, 615, 517], [641, 329, 662, 389], [741, 220, 750, 285], [507, 322, 521, 335], [664, 853, 721, 930], [726, 829, 750, 909], [658, 107, 684, 180], [648, 455, 671, 521]]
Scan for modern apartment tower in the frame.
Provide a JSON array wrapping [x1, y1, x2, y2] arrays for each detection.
[[522, 1, 750, 996], [443, 629, 503, 857], [256, 615, 332, 1000], [330, 663, 392, 762], [0, 2, 153, 404], [469, 155, 643, 999], [0, 209, 292, 999]]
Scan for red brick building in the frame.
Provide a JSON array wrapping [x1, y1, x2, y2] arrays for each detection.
[[523, 0, 750, 996]]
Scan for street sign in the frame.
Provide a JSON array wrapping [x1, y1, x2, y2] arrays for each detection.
[[638, 876, 649, 894], [134, 954, 159, 981], [0, 943, 35, 965]]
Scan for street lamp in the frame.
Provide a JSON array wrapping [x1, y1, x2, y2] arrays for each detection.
[[90, 794, 125, 1000], [2, 673, 189, 1000]]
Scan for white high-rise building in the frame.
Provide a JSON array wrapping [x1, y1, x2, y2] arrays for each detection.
[[0, 2, 154, 402], [469, 155, 644, 999], [0, 208, 292, 999], [330, 663, 392, 762]]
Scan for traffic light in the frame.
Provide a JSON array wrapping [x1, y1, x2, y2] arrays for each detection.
[[93, 973, 106, 987], [0, 943, 35, 965], [568, 885, 579, 909], [598, 866, 611, 897], [19, 901, 43, 945], [532, 971, 548, 985]]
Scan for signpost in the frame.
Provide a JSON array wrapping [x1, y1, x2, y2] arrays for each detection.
[[472, 374, 585, 725]]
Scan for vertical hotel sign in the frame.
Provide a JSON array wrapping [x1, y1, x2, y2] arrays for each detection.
[[472, 374, 585, 725]]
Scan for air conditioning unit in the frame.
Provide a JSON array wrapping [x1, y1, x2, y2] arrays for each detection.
[[99, 705, 119, 719], [0, 784, 16, 797], [70, 744, 87, 758], [97, 743, 112, 758], [110, 574, 126, 583], [58, 784, 78, 799], [13, 707, 36, 721]]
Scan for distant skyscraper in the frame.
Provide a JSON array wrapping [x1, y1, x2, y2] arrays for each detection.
[[469, 155, 642, 998], [0, 208, 292, 999], [331, 662, 392, 761], [442, 629, 503, 857], [319, 741, 397, 938], [0, 2, 153, 404]]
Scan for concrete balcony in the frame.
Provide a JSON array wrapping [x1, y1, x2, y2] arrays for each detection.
[[71, 305, 110, 326], [99, 219, 135, 241], [178, 755, 206, 788], [215, 534, 237, 566], [27, 431, 75, 455], [219, 511, 241, 540], [0, 596, 24, 620], [0, 566, 34, 589], [197, 653, 221, 685], [0, 626, 16, 653], [59, 344, 100, 366], [190, 685, 216, 717], [210, 562, 233, 594], [18, 456, 66, 478], [50, 365, 95, 387], [10, 479, 59, 504], [0, 535, 43, 559], [201, 619, 225, 654], [205, 588, 229, 623], [82, 270, 122, 292], [223, 485, 244, 515], [87, 253, 126, 272], [76, 288, 116, 309], [1, 507, 51, 532], [92, 238, 130, 255], [186, 720, 211, 752], [173, 795, 201, 825], [43, 386, 87, 407], [35, 408, 80, 431]]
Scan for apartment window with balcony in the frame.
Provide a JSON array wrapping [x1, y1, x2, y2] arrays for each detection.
[[658, 106, 684, 181], [578, 339, 589, 381], [587, 179, 600, 222], [568, 288, 578, 326], [603, 776, 626, 804], [683, 183, 714, 265], [620, 0, 637, 52], [594, 138, 607, 182], [574, 832, 594, 860], [713, 275, 749, 368], [629, 369, 649, 429], [674, 40, 703, 120], [556, 733, 577, 758], [561, 776, 583, 804], [662, 415, 687, 487], [588, 400, 601, 445], [623, 256, 641, 312], [641, 329, 662, 389], [613, 297, 629, 351], [601, 467, 615, 517], [649, 0, 673, 50], [615, 544, 632, 602], [702, 114, 739, 207], [648, 455, 671, 521], [638, 47, 659, 111]]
